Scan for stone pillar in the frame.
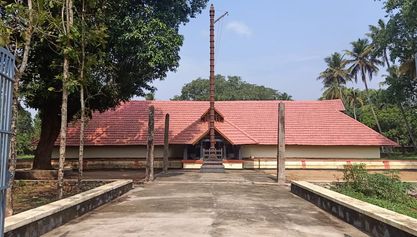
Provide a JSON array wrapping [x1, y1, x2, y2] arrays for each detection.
[[277, 102, 286, 184]]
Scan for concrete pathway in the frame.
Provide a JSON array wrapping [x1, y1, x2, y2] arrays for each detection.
[[43, 170, 368, 237]]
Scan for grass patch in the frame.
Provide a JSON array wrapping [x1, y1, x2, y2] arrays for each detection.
[[384, 152, 417, 160], [12, 180, 108, 214], [336, 187, 417, 219], [332, 164, 417, 219], [17, 154, 34, 159]]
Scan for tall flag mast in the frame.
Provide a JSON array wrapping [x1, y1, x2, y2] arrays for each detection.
[[209, 4, 216, 159], [208, 4, 228, 160]]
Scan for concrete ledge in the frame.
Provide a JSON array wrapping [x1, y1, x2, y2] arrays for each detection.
[[291, 181, 417, 237], [181, 160, 244, 169], [4, 180, 133, 237], [17, 158, 417, 170], [244, 159, 417, 170]]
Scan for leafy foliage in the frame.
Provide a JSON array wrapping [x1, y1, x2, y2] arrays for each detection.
[[381, 0, 417, 63], [345, 38, 383, 86], [333, 164, 417, 218], [317, 52, 351, 100], [317, 1, 417, 151], [367, 19, 392, 67], [13, 0, 209, 168], [339, 87, 417, 147], [318, 53, 351, 87], [23, 0, 209, 113], [172, 75, 292, 101], [16, 106, 35, 155]]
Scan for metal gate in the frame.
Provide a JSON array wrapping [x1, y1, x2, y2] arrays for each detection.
[[0, 47, 15, 236]]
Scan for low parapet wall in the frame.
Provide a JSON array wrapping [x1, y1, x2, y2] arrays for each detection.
[[291, 181, 417, 237], [244, 158, 417, 170], [16, 158, 417, 170], [4, 180, 133, 237]]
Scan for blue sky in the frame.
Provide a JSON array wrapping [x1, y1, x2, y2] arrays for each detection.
[[151, 0, 388, 100]]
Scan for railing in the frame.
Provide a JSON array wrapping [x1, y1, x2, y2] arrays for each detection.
[[0, 47, 15, 237], [202, 148, 223, 160]]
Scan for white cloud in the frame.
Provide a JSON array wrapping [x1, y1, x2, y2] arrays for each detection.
[[226, 21, 252, 37]]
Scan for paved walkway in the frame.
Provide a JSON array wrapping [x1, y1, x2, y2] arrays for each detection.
[[43, 170, 368, 237]]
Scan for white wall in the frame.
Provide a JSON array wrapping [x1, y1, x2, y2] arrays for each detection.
[[52, 144, 381, 160], [241, 145, 380, 159], [51, 145, 184, 159]]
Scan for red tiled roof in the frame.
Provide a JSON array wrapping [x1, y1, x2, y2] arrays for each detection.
[[63, 100, 397, 147]]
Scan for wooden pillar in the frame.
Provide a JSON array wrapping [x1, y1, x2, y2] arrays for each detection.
[[163, 113, 170, 173], [277, 102, 286, 184], [146, 106, 155, 182], [183, 145, 188, 160]]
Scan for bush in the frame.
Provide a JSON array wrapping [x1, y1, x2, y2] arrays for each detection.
[[333, 164, 417, 218]]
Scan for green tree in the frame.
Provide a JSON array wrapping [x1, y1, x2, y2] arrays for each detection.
[[317, 52, 350, 100], [145, 93, 156, 101], [172, 75, 292, 101], [359, 104, 413, 147], [345, 88, 364, 120], [345, 38, 383, 133], [381, 0, 417, 64], [320, 81, 346, 100], [21, 0, 208, 169], [383, 67, 417, 150], [1, 0, 36, 215], [16, 105, 34, 156], [367, 19, 392, 68]]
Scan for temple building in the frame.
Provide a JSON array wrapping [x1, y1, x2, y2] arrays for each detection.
[[52, 99, 397, 169], [52, 5, 397, 170]]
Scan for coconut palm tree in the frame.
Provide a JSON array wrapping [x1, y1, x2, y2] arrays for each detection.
[[345, 88, 364, 120], [367, 19, 391, 68], [317, 52, 351, 101], [345, 38, 383, 133], [321, 81, 346, 100]]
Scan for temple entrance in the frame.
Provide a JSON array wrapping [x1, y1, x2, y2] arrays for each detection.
[[183, 134, 241, 161], [201, 138, 223, 160]]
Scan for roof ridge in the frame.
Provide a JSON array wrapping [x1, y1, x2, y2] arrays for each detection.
[[127, 99, 345, 111]]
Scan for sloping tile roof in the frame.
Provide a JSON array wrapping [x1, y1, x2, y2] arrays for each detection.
[[64, 100, 397, 147]]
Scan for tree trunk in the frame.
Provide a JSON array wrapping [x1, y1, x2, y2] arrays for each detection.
[[32, 107, 61, 169], [78, 0, 86, 187], [58, 64, 69, 199], [384, 49, 391, 69], [353, 105, 357, 120], [362, 73, 383, 134], [58, 0, 73, 199], [6, 0, 34, 216], [5, 78, 19, 216], [78, 86, 85, 186], [145, 106, 155, 182], [6, 73, 20, 217], [163, 113, 170, 173], [398, 103, 417, 151]]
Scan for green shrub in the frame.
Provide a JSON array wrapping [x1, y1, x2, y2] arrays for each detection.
[[333, 164, 417, 218]]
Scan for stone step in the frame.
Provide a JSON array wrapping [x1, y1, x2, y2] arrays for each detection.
[[200, 167, 225, 173], [200, 161, 225, 173], [203, 160, 223, 165]]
